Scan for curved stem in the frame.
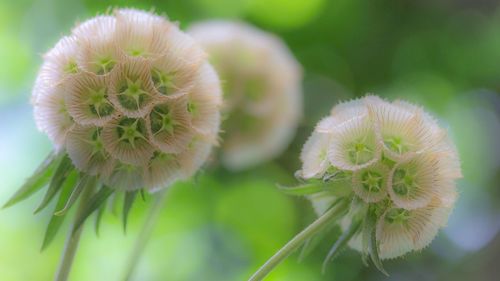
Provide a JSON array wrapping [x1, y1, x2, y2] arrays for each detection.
[[248, 200, 348, 281], [54, 183, 95, 281], [122, 190, 169, 281]]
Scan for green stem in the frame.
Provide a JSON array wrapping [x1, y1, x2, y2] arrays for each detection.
[[248, 200, 348, 281], [122, 190, 169, 281], [54, 183, 95, 281]]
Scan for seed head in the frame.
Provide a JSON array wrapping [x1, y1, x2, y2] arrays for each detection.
[[301, 95, 461, 260], [189, 21, 302, 170], [32, 9, 222, 191]]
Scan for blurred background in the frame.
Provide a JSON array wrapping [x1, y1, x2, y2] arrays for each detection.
[[1, 0, 499, 280]]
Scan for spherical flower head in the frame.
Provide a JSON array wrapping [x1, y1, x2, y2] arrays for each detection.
[[300, 95, 462, 260], [188, 21, 302, 170], [32, 9, 222, 192]]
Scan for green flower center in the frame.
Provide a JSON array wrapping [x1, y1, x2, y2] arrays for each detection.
[[385, 208, 411, 224], [129, 49, 143, 57], [89, 128, 106, 158], [361, 171, 383, 192], [347, 139, 375, 165], [118, 78, 149, 110], [64, 60, 78, 74], [116, 162, 139, 173], [86, 87, 114, 117], [244, 77, 265, 101], [150, 105, 179, 135], [384, 136, 409, 155], [151, 68, 176, 95], [392, 168, 418, 196], [151, 151, 174, 161], [116, 118, 147, 148], [95, 56, 116, 75], [187, 101, 197, 116]]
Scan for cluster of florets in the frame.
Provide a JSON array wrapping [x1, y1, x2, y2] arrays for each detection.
[[300, 95, 462, 259], [32, 9, 222, 191], [189, 21, 302, 170]]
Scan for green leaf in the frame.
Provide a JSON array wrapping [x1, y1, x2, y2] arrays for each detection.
[[369, 222, 389, 276], [34, 155, 74, 213], [122, 191, 138, 232], [110, 192, 122, 217], [277, 182, 324, 196], [94, 192, 106, 236], [139, 188, 146, 202], [54, 175, 94, 216], [40, 170, 79, 251], [73, 185, 114, 235], [361, 209, 375, 267], [3, 152, 60, 208], [298, 217, 337, 261], [322, 219, 362, 273]]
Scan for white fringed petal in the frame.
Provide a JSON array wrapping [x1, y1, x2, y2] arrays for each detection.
[[352, 163, 389, 203], [178, 138, 213, 179], [149, 53, 199, 98], [330, 97, 371, 121], [106, 162, 145, 191], [41, 36, 80, 81], [66, 125, 115, 178], [187, 63, 223, 136], [368, 101, 439, 161], [299, 131, 331, 179], [144, 152, 182, 192], [327, 115, 382, 171], [33, 83, 74, 151], [108, 57, 157, 118], [102, 117, 155, 165], [376, 200, 452, 260], [32, 36, 80, 106], [64, 72, 116, 126], [388, 153, 453, 210], [147, 97, 194, 154], [73, 15, 121, 75], [114, 8, 172, 58]]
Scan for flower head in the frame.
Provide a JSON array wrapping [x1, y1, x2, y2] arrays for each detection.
[[299, 95, 461, 261], [32, 9, 222, 191], [188, 21, 302, 170]]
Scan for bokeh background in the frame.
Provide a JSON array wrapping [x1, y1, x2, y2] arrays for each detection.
[[1, 0, 500, 280]]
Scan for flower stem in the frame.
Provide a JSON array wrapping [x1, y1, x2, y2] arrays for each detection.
[[122, 189, 169, 281], [54, 183, 95, 281], [248, 200, 348, 281]]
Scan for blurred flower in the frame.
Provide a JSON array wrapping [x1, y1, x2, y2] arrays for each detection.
[[32, 9, 222, 191], [189, 21, 302, 170]]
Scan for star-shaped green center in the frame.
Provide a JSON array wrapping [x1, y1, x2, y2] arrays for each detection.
[[152, 68, 176, 95], [117, 118, 147, 148], [118, 78, 149, 110]]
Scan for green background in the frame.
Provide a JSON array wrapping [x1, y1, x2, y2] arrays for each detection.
[[0, 0, 499, 280]]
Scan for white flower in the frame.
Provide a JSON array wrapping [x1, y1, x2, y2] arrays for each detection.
[[188, 21, 302, 170], [303, 95, 461, 260], [32, 9, 221, 191]]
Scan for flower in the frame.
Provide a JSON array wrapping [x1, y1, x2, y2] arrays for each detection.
[[32, 9, 222, 191], [188, 21, 302, 170], [300, 95, 462, 261]]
